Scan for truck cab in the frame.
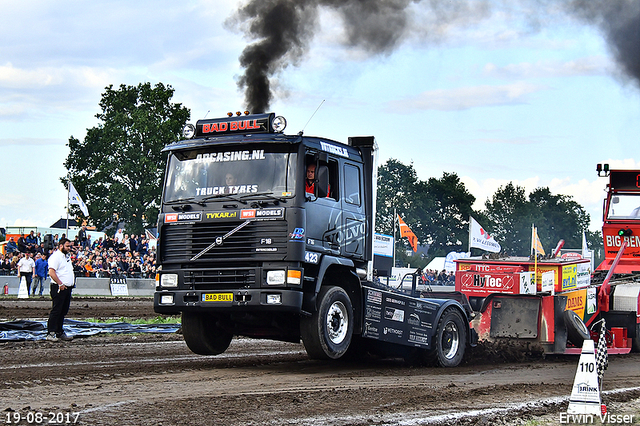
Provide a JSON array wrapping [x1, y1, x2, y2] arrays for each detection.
[[154, 112, 377, 359], [596, 166, 640, 274]]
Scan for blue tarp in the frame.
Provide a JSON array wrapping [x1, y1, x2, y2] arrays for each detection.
[[0, 319, 181, 341]]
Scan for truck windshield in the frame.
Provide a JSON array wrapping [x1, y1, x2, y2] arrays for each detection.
[[163, 148, 297, 203], [607, 194, 640, 220]]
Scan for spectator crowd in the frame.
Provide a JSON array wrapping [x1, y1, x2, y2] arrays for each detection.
[[421, 269, 456, 284], [1, 228, 157, 281]]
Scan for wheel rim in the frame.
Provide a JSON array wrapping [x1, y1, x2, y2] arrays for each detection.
[[577, 318, 589, 336], [326, 300, 348, 345], [441, 320, 460, 360]]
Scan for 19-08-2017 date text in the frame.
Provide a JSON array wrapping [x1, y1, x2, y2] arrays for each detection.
[[5, 412, 79, 424]]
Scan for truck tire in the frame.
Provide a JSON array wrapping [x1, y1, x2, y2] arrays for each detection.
[[428, 307, 467, 367], [181, 312, 233, 355], [564, 310, 590, 347], [301, 286, 354, 360], [632, 323, 640, 353], [340, 335, 372, 362]]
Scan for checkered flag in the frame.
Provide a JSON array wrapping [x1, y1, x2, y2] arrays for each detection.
[[596, 319, 609, 382]]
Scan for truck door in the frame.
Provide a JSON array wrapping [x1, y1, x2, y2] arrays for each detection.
[[305, 155, 342, 256], [341, 162, 365, 259]]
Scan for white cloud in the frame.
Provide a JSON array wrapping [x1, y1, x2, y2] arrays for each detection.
[[387, 82, 547, 112], [0, 63, 62, 88], [0, 138, 64, 147], [461, 176, 541, 210], [598, 158, 640, 170], [483, 56, 611, 79], [1, 64, 116, 89]]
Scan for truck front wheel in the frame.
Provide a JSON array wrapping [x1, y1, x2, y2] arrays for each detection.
[[429, 307, 467, 367], [301, 286, 354, 360], [182, 312, 233, 355]]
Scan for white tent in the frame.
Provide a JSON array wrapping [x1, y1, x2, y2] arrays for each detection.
[[425, 257, 446, 272]]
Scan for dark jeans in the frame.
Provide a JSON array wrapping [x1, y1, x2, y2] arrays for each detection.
[[32, 275, 46, 295], [20, 272, 32, 294], [47, 285, 72, 335]]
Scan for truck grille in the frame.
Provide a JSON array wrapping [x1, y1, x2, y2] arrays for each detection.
[[161, 220, 288, 265], [189, 268, 257, 290]]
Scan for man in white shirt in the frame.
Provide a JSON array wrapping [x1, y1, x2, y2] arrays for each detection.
[[17, 252, 35, 294], [115, 228, 124, 244], [46, 238, 75, 342]]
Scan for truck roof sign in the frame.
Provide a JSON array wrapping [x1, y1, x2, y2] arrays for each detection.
[[609, 170, 640, 191], [195, 113, 274, 138]]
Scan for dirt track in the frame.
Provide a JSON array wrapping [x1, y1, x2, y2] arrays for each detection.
[[1, 297, 639, 425]]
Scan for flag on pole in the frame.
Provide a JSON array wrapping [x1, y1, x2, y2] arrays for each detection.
[[531, 226, 545, 256], [582, 231, 590, 259], [469, 216, 501, 253], [69, 182, 89, 216], [397, 214, 418, 252], [596, 319, 609, 383]]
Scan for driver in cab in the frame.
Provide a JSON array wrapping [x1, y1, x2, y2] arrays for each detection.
[[305, 164, 317, 194], [305, 163, 330, 197]]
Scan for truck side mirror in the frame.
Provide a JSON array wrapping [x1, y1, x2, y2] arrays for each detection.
[[316, 165, 329, 198]]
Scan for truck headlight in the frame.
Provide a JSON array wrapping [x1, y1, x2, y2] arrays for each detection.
[[272, 116, 287, 132], [182, 124, 195, 139], [160, 294, 174, 304], [266, 294, 282, 304], [160, 274, 178, 287], [266, 270, 285, 285]]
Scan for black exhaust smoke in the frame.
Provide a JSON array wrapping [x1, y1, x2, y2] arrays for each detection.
[[230, 0, 640, 113], [233, 0, 318, 114], [564, 0, 640, 89], [229, 0, 420, 113]]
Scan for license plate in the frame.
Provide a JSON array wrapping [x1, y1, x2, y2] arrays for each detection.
[[203, 293, 234, 302]]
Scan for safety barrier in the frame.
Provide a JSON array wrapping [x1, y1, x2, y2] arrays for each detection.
[[0, 276, 155, 297]]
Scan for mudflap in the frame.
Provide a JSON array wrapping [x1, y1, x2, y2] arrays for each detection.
[[488, 295, 540, 339], [470, 294, 548, 359]]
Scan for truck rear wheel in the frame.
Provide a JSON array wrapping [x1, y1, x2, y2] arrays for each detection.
[[564, 310, 590, 347], [181, 312, 233, 355], [632, 323, 640, 353], [301, 286, 354, 360], [428, 307, 466, 367]]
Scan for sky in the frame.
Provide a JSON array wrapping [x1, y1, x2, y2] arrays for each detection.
[[1, 0, 639, 235]]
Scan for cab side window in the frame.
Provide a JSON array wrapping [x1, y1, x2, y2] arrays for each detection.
[[344, 164, 361, 206], [305, 154, 339, 200]]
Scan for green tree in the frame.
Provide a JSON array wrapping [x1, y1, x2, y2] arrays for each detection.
[[376, 158, 420, 237], [376, 159, 475, 264], [528, 187, 591, 251], [64, 83, 190, 235], [586, 229, 604, 266], [483, 184, 594, 256], [483, 183, 536, 255], [419, 172, 475, 257]]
